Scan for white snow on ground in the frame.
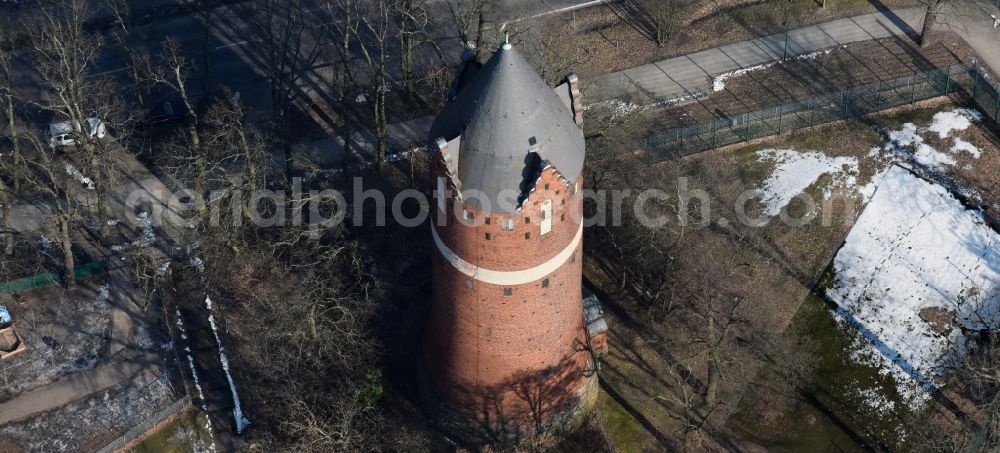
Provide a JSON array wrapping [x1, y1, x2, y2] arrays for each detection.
[[204, 296, 251, 434], [881, 109, 984, 170], [712, 47, 840, 91], [156, 261, 172, 277], [927, 108, 982, 139], [755, 149, 859, 216], [608, 99, 642, 117], [175, 307, 218, 452], [856, 386, 897, 417], [827, 166, 1000, 407], [38, 234, 52, 251], [885, 123, 955, 169], [713, 62, 775, 92], [111, 212, 156, 252], [64, 163, 95, 190], [951, 138, 982, 158], [189, 256, 206, 276]]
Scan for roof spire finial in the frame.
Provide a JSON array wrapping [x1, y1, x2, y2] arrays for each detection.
[[502, 33, 511, 50]]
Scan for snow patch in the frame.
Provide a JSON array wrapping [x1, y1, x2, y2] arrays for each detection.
[[64, 163, 95, 190], [882, 109, 984, 170], [712, 47, 840, 92], [204, 296, 250, 434], [713, 62, 775, 92], [927, 108, 982, 139], [110, 212, 156, 252], [856, 386, 897, 417], [885, 123, 953, 170], [189, 257, 205, 276], [174, 307, 217, 452], [827, 166, 1000, 408], [950, 138, 982, 158], [754, 149, 859, 217]]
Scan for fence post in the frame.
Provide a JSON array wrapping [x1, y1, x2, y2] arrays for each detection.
[[994, 86, 1000, 121], [972, 64, 980, 102], [944, 67, 952, 95], [842, 90, 849, 119], [810, 97, 816, 126], [909, 73, 916, 103], [875, 79, 883, 112], [745, 112, 751, 139], [778, 105, 783, 134]]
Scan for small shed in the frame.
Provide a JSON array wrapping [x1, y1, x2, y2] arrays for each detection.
[[583, 288, 609, 356]]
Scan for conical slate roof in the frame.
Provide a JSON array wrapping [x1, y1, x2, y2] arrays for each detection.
[[429, 43, 585, 214]]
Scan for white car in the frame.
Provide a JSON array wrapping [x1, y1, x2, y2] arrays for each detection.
[[48, 117, 106, 147]]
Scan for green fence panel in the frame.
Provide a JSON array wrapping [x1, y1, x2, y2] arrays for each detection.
[[0, 273, 60, 295], [75, 261, 107, 278], [0, 260, 109, 295]]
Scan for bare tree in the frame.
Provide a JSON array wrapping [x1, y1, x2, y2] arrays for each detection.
[[143, 38, 208, 210], [444, 0, 499, 60], [920, 0, 948, 48], [27, 0, 132, 229], [395, 0, 435, 103], [335, 0, 394, 172], [918, 0, 982, 48], [7, 137, 87, 286], [648, 0, 678, 48], [0, 32, 17, 257], [245, 0, 325, 181]]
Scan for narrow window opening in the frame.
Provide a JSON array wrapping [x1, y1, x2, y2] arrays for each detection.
[[525, 232, 531, 239], [542, 278, 550, 288], [466, 279, 473, 288], [485, 232, 491, 240], [503, 288, 512, 296]]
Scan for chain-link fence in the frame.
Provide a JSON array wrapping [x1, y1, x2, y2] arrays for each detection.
[[643, 63, 1000, 160], [96, 396, 192, 453]]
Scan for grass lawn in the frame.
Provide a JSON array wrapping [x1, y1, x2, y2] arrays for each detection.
[[596, 390, 651, 453], [128, 407, 213, 453]]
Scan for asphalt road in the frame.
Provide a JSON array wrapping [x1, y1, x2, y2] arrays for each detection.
[[6, 0, 606, 130]]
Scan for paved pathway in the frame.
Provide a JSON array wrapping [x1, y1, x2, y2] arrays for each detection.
[[0, 352, 159, 426], [597, 5, 1000, 101]]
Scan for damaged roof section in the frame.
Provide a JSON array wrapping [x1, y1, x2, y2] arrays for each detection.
[[429, 43, 585, 214]]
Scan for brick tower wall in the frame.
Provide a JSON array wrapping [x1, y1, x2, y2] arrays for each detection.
[[421, 154, 596, 447]]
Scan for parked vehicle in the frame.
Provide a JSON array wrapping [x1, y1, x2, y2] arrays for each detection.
[[48, 117, 106, 147], [0, 306, 11, 329]]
